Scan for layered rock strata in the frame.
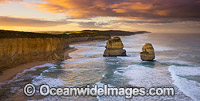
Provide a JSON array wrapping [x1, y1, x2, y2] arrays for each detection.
[[103, 37, 126, 56], [0, 30, 111, 71], [140, 43, 155, 61]]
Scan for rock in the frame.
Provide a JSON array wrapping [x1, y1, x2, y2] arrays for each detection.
[[140, 43, 155, 61], [103, 37, 126, 56]]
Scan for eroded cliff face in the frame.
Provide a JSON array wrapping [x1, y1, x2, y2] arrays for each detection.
[[103, 37, 126, 57], [0, 30, 111, 71], [0, 38, 68, 71], [140, 43, 155, 61]]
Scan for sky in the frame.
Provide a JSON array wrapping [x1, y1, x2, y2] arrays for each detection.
[[0, 0, 200, 33]]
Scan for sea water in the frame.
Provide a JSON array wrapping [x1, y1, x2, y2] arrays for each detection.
[[0, 33, 200, 101]]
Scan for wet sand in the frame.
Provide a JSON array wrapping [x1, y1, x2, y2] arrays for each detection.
[[0, 47, 77, 83]]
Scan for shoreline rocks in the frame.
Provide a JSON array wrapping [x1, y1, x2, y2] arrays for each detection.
[[140, 43, 155, 61], [103, 37, 126, 57]]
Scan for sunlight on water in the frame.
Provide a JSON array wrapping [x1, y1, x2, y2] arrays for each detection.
[[1, 33, 200, 101]]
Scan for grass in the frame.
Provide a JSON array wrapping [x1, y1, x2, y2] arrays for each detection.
[[0, 29, 150, 38]]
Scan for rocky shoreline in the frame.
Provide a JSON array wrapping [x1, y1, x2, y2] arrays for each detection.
[[0, 30, 149, 74], [0, 47, 77, 83]]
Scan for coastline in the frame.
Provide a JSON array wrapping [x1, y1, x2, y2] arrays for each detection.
[[0, 30, 148, 84], [0, 47, 77, 83]]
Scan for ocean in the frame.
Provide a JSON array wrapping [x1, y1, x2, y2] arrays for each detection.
[[0, 33, 200, 101]]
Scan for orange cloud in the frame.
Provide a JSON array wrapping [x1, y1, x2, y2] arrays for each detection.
[[26, 0, 200, 22], [155, 10, 172, 16], [1, 0, 200, 32], [33, 0, 154, 18], [112, 9, 127, 13], [37, 3, 66, 13], [110, 2, 153, 11]]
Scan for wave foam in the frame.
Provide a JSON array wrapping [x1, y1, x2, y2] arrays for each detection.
[[123, 65, 172, 88], [32, 75, 65, 87], [168, 65, 200, 101]]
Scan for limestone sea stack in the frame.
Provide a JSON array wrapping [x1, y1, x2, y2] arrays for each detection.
[[103, 37, 126, 57], [140, 43, 155, 61]]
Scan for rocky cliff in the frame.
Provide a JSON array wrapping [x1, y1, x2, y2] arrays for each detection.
[[103, 37, 126, 56], [0, 30, 111, 71], [0, 38, 68, 71], [140, 43, 155, 61]]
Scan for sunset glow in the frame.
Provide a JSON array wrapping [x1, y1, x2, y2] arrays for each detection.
[[0, 0, 200, 33]]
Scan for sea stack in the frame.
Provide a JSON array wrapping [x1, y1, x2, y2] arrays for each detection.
[[103, 37, 126, 57], [140, 43, 155, 61]]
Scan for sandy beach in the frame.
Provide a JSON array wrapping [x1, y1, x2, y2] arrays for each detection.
[[0, 40, 104, 84], [0, 47, 77, 83]]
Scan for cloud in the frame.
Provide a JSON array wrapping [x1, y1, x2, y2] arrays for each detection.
[[1, 0, 200, 33], [0, 16, 68, 27], [78, 22, 100, 28], [110, 2, 153, 13], [29, 0, 200, 21], [78, 22, 113, 29], [0, 0, 22, 4], [112, 19, 176, 24]]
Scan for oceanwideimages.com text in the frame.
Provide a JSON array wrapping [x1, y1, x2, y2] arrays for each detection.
[[24, 84, 175, 98]]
